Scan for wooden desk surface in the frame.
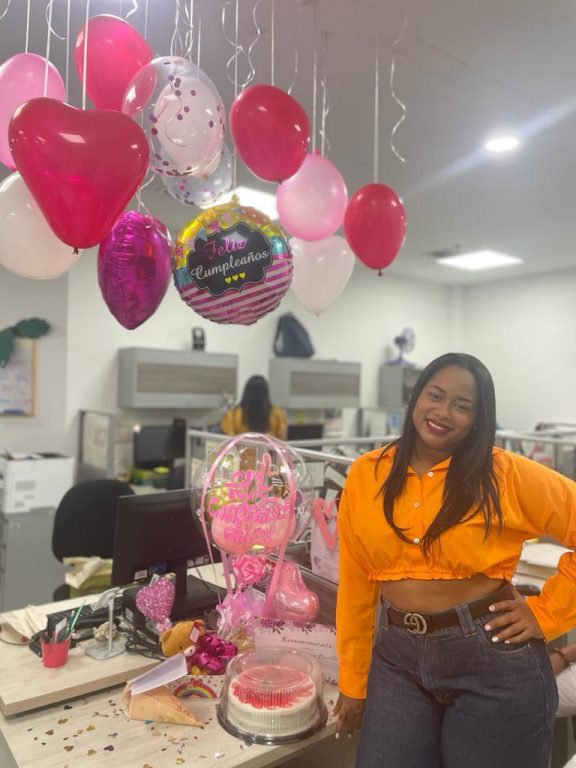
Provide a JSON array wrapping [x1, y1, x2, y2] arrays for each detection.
[[0, 567, 340, 768], [0, 673, 338, 768], [0, 565, 227, 717]]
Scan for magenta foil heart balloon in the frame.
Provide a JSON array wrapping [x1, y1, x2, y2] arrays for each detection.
[[98, 211, 172, 329], [135, 578, 175, 624], [270, 561, 320, 623]]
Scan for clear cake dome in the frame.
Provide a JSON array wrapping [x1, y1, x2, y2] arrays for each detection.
[[217, 647, 327, 745]]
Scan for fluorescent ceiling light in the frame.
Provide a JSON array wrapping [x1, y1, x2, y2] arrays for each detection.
[[484, 135, 520, 153], [437, 250, 523, 271], [219, 186, 278, 220]]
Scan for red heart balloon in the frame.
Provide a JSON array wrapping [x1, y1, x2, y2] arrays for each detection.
[[9, 98, 150, 249]]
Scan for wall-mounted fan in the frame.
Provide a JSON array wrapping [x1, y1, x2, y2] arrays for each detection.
[[391, 327, 416, 365]]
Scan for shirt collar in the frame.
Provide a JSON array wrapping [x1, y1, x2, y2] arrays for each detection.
[[368, 443, 451, 474]]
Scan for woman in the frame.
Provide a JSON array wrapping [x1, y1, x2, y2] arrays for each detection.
[[335, 353, 576, 768], [221, 375, 287, 439]]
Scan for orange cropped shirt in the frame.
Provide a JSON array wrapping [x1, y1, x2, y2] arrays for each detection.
[[336, 445, 576, 698]]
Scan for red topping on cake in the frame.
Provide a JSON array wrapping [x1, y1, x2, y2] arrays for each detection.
[[230, 665, 315, 710]]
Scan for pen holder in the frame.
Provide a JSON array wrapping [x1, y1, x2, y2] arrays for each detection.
[[40, 636, 71, 668]]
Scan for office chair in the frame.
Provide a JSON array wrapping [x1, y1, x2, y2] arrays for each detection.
[[51, 479, 135, 601]]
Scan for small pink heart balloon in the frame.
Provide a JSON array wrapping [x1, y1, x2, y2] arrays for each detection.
[[270, 561, 320, 623], [136, 578, 175, 627]]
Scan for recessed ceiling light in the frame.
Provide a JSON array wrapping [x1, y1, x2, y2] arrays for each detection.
[[219, 186, 278, 219], [484, 135, 520, 153], [437, 250, 523, 271]]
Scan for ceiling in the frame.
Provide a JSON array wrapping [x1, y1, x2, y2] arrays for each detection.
[[2, 0, 576, 285]]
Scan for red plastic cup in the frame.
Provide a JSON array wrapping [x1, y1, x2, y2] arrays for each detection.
[[40, 637, 71, 668]]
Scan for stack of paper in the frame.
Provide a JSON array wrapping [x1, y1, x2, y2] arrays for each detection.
[[516, 542, 571, 580]]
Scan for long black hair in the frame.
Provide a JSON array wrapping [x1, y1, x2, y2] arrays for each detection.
[[240, 375, 272, 433], [378, 353, 502, 553]]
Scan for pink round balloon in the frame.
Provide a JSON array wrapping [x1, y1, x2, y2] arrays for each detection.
[[277, 153, 348, 241], [0, 53, 66, 170], [75, 15, 154, 111], [98, 211, 172, 329], [270, 561, 320, 622]]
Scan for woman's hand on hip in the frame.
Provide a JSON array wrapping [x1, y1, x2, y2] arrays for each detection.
[[332, 692, 365, 738], [484, 585, 544, 644]]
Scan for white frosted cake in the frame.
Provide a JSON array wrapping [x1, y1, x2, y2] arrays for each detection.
[[226, 663, 319, 737]]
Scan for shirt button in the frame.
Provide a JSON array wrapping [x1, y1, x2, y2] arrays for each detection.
[[427, 471, 434, 477], [413, 537, 421, 545], [413, 501, 420, 508]]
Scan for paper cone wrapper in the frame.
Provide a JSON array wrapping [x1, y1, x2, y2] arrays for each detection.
[[122, 683, 202, 726]]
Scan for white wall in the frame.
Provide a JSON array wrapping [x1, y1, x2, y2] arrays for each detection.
[[0, 269, 68, 453], [463, 269, 576, 430], [62, 253, 455, 456]]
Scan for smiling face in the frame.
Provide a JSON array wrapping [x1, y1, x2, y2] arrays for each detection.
[[411, 365, 478, 465]]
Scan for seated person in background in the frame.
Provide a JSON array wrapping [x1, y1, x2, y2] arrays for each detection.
[[221, 375, 287, 439], [550, 643, 576, 716]]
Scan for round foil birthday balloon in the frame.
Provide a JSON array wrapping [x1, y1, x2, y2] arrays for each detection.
[[122, 56, 225, 177], [98, 211, 172, 329], [172, 198, 292, 325], [161, 144, 233, 208]]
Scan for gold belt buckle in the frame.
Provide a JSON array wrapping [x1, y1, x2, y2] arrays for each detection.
[[404, 612, 428, 634]]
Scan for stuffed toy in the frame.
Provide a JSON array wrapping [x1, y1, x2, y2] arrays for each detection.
[[161, 620, 206, 673], [160, 619, 237, 675]]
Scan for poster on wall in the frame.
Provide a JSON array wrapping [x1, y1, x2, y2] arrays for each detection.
[[0, 338, 35, 416]]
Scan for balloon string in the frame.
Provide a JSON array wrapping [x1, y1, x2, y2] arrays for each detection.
[[233, 0, 238, 187], [390, 12, 408, 164], [372, 43, 379, 182], [136, 171, 154, 215], [125, 0, 139, 21], [222, 0, 256, 90], [0, 0, 12, 22], [24, 0, 30, 53], [319, 30, 330, 156], [44, 0, 66, 39], [65, 0, 71, 97], [286, 1, 300, 96], [244, 0, 262, 88], [144, 0, 149, 42], [270, 0, 275, 87], [82, 0, 90, 109], [184, 0, 193, 59], [311, 2, 318, 152], [196, 10, 202, 67], [170, 0, 184, 57], [44, 0, 55, 98]]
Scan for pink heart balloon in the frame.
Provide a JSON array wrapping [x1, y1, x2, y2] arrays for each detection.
[[9, 98, 149, 249], [98, 211, 172, 329], [270, 561, 320, 623], [312, 498, 339, 551], [136, 578, 175, 623]]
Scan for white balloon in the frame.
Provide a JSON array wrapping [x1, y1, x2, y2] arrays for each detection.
[[290, 235, 355, 315], [0, 173, 81, 279]]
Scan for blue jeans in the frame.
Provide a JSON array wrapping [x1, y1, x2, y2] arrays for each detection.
[[355, 589, 558, 768]]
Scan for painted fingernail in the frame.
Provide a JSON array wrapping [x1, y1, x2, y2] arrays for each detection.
[[489, 605, 496, 612], [485, 624, 491, 630], [504, 640, 511, 644], [335, 733, 340, 740], [492, 636, 499, 643], [347, 733, 353, 739]]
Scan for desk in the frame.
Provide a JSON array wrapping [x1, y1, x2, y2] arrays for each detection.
[[0, 567, 346, 768]]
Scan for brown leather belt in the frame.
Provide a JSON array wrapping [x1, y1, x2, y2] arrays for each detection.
[[385, 582, 515, 635]]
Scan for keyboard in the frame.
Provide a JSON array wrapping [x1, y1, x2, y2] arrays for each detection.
[[45, 596, 124, 637]]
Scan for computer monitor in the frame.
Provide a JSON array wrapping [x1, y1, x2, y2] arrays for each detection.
[[111, 489, 222, 620], [133, 424, 186, 470], [286, 423, 324, 442]]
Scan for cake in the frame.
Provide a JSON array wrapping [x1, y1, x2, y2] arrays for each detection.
[[225, 663, 319, 738]]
